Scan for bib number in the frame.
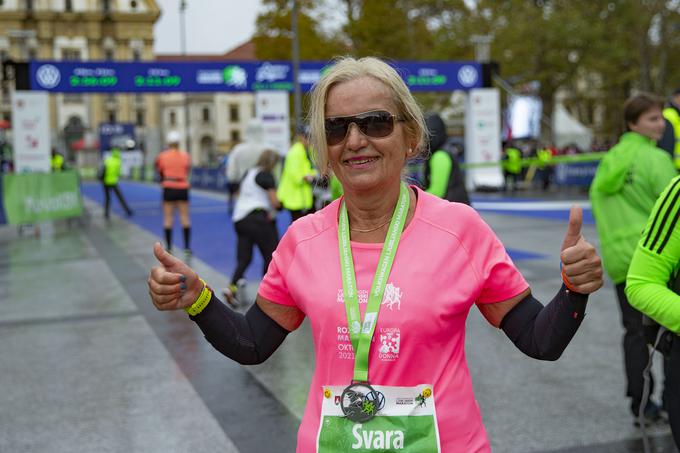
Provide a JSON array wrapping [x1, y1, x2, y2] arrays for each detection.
[[316, 384, 441, 452]]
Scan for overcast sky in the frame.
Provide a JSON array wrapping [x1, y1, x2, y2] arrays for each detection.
[[153, 0, 263, 55]]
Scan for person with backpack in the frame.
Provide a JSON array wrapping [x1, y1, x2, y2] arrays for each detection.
[[627, 174, 680, 447]]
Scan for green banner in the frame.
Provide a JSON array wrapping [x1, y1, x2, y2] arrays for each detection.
[[2, 170, 83, 225]]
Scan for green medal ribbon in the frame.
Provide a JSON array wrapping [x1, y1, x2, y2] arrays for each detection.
[[338, 183, 410, 382]]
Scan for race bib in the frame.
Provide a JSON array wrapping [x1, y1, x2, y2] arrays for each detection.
[[316, 384, 441, 452]]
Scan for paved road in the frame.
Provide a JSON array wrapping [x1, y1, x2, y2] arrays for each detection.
[[0, 181, 676, 453]]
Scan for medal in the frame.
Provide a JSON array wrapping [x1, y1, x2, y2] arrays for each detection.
[[340, 382, 386, 423], [337, 183, 409, 423]]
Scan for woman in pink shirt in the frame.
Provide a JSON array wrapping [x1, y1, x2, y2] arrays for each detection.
[[147, 57, 604, 452]]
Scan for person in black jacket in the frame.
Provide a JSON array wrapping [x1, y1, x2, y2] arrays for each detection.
[[423, 113, 470, 204]]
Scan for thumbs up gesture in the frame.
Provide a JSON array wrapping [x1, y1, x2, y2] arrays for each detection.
[[148, 242, 202, 311], [560, 206, 603, 294]]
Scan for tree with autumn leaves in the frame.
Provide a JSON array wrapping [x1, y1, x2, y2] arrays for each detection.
[[253, 0, 680, 140]]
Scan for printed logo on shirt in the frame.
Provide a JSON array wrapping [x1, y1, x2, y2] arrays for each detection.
[[378, 328, 400, 361], [337, 282, 403, 311]]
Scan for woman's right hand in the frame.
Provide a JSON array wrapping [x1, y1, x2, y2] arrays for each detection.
[[148, 242, 203, 311]]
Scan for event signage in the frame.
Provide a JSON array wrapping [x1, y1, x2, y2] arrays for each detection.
[[98, 122, 136, 152], [256, 90, 290, 155], [12, 91, 51, 172], [29, 61, 482, 93], [465, 88, 503, 190], [2, 171, 83, 224]]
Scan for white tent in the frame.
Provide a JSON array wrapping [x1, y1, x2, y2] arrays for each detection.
[[552, 102, 593, 151]]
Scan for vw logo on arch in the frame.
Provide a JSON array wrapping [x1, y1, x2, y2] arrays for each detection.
[[36, 64, 61, 89], [457, 65, 479, 88]]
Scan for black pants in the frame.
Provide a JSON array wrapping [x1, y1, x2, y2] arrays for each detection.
[[103, 184, 132, 218], [665, 336, 680, 447], [615, 283, 664, 416], [232, 211, 279, 283]]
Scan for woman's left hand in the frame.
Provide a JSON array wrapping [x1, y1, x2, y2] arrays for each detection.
[[560, 206, 604, 294]]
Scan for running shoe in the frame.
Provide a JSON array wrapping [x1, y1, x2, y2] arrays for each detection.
[[221, 283, 240, 307]]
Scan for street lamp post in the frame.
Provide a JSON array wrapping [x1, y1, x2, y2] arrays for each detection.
[[291, 0, 302, 133], [179, 0, 191, 156]]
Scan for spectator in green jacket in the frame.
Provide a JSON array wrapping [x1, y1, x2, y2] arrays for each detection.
[[590, 92, 677, 425], [277, 126, 317, 222], [102, 147, 133, 219], [627, 175, 680, 447]]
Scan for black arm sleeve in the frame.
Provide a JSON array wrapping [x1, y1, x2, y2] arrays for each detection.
[[189, 292, 290, 365], [500, 284, 588, 361]]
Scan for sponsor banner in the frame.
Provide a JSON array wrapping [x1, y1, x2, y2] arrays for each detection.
[[465, 88, 503, 190], [99, 122, 136, 152], [256, 90, 291, 155], [190, 167, 228, 191], [12, 91, 51, 173], [30, 61, 482, 93], [2, 171, 83, 224], [554, 161, 599, 187]]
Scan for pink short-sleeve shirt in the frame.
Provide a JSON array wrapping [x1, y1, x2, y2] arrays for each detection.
[[259, 187, 529, 452]]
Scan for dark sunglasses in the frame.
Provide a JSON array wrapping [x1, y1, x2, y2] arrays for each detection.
[[324, 110, 404, 145]]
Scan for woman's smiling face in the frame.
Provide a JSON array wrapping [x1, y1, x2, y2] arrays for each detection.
[[325, 76, 416, 194]]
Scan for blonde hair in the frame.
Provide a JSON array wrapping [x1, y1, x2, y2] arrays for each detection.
[[256, 149, 280, 172], [307, 56, 428, 175]]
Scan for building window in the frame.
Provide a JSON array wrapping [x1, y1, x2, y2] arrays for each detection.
[[130, 0, 137, 9], [229, 104, 239, 122], [231, 130, 240, 142], [136, 109, 145, 127], [65, 0, 73, 11], [169, 110, 176, 126], [62, 48, 81, 61], [108, 110, 116, 123], [132, 49, 141, 61], [135, 93, 143, 104], [103, 0, 110, 13], [104, 49, 114, 60], [202, 107, 210, 123], [26, 0, 33, 11], [28, 48, 37, 60]]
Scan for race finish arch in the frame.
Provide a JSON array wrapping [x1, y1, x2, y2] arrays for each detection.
[[26, 59, 502, 189]]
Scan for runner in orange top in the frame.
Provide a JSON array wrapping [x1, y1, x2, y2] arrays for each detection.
[[155, 131, 192, 258]]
